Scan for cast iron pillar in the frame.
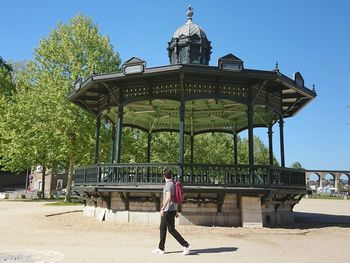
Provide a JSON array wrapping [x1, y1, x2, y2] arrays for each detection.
[[233, 132, 239, 179], [116, 106, 124, 164], [247, 104, 254, 167], [179, 101, 185, 177], [268, 124, 274, 166], [190, 135, 194, 163], [110, 124, 116, 163], [279, 116, 285, 167], [94, 115, 101, 164], [147, 132, 152, 163], [233, 132, 238, 166], [146, 132, 152, 182]]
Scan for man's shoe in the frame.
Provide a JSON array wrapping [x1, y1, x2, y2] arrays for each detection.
[[181, 244, 191, 255], [152, 248, 165, 255]]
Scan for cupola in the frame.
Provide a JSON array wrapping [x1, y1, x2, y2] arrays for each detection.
[[167, 6, 212, 65]]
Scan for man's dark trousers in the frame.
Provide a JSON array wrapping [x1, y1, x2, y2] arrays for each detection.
[[158, 210, 188, 250]]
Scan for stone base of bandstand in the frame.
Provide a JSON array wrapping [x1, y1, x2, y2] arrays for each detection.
[[81, 191, 301, 228], [262, 202, 295, 226]]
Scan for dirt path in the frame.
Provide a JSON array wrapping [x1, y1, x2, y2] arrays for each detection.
[[0, 199, 349, 263]]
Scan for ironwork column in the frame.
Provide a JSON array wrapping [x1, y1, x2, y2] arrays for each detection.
[[146, 132, 152, 182], [247, 104, 254, 166], [247, 102, 255, 183], [279, 116, 285, 167], [190, 135, 194, 163], [94, 115, 101, 164], [116, 105, 124, 164], [179, 101, 185, 177], [147, 132, 152, 163], [110, 124, 116, 163], [233, 132, 238, 166], [268, 124, 274, 166]]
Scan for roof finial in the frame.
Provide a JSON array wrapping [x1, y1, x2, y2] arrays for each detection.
[[275, 62, 279, 73], [312, 84, 316, 93], [186, 5, 193, 22]]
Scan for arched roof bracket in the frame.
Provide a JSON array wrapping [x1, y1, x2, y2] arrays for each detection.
[[75, 99, 98, 116], [251, 80, 269, 105], [262, 105, 282, 125], [254, 110, 270, 127], [101, 82, 120, 107]]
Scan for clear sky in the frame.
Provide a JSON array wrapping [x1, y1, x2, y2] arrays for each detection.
[[1, 0, 349, 170]]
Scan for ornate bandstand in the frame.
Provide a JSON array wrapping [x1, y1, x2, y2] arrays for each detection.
[[68, 7, 316, 227]]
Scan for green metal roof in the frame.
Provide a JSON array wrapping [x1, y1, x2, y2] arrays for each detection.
[[68, 63, 316, 135]]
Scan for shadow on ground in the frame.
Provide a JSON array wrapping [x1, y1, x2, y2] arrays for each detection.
[[166, 247, 238, 255], [292, 212, 350, 229]]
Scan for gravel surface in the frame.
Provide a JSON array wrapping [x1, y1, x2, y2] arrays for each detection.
[[0, 199, 349, 263]]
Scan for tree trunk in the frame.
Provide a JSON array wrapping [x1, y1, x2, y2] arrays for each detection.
[[64, 153, 75, 202], [40, 166, 46, 199]]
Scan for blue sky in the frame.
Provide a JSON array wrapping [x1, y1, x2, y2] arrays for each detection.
[[1, 0, 349, 170]]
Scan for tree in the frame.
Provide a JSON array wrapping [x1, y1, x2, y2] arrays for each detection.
[[34, 14, 120, 200], [0, 15, 120, 200], [0, 56, 14, 98], [194, 133, 233, 164], [0, 57, 15, 170], [290, 162, 304, 169], [238, 136, 278, 165], [126, 131, 277, 166], [0, 74, 67, 197]]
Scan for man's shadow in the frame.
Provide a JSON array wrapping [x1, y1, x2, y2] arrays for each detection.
[[167, 247, 238, 255]]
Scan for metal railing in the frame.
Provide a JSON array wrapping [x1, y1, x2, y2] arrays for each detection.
[[73, 163, 306, 189]]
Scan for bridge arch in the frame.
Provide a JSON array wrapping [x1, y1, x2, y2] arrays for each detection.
[[324, 173, 335, 187], [306, 170, 350, 193], [306, 172, 320, 190], [339, 173, 349, 193]]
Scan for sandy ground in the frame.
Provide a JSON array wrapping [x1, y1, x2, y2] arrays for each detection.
[[0, 199, 349, 263]]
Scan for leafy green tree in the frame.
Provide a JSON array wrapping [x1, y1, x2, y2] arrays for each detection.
[[0, 57, 15, 170], [151, 132, 184, 163], [0, 15, 120, 200], [122, 131, 276, 166], [290, 162, 304, 169], [0, 56, 14, 98], [121, 128, 148, 163], [238, 136, 278, 165], [34, 14, 120, 200], [0, 75, 67, 197], [194, 133, 233, 164]]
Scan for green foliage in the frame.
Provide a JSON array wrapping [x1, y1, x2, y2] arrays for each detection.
[[0, 14, 120, 200], [0, 77, 66, 171], [0, 56, 12, 71], [290, 162, 304, 169], [238, 136, 278, 165], [34, 14, 120, 83], [121, 128, 148, 163], [0, 57, 15, 166], [194, 133, 233, 164], [151, 132, 185, 163], [0, 57, 14, 98], [114, 130, 277, 166]]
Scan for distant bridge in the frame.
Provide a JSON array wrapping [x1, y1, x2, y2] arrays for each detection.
[[306, 170, 350, 192]]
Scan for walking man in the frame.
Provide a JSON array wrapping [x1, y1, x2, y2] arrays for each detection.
[[152, 168, 191, 255]]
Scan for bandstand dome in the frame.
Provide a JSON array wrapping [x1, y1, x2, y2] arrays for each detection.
[[168, 6, 212, 65], [172, 7, 207, 39]]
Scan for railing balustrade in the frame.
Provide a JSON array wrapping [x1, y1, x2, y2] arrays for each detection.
[[73, 163, 306, 189]]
